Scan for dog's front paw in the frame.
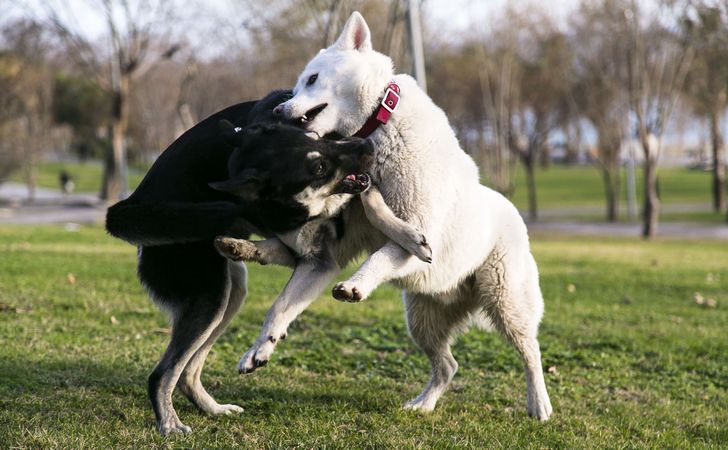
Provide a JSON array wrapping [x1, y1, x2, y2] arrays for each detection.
[[402, 230, 432, 263], [214, 236, 262, 263], [332, 282, 364, 302], [237, 336, 280, 374]]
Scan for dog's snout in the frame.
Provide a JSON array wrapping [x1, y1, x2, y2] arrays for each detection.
[[272, 104, 284, 116]]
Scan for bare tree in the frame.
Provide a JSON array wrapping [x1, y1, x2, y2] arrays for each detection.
[[571, 0, 631, 222], [476, 42, 519, 197], [625, 0, 693, 238], [510, 21, 574, 222], [681, 2, 728, 214], [0, 19, 53, 199], [37, 0, 180, 201]]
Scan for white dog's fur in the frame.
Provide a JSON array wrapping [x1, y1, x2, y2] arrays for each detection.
[[234, 12, 553, 420]]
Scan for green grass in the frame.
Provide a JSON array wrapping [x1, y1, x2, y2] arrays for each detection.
[[8, 161, 146, 193], [0, 225, 726, 448], [508, 164, 716, 211]]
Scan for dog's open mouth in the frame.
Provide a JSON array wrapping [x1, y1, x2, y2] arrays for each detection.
[[298, 103, 328, 126], [337, 173, 371, 194]]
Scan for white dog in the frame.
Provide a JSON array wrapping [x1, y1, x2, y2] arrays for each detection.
[[230, 11, 553, 420]]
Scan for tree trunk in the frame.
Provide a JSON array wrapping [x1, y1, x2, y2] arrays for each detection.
[[709, 107, 726, 213], [601, 164, 620, 222], [539, 145, 551, 169], [641, 142, 660, 239], [101, 73, 129, 202], [524, 157, 538, 222]]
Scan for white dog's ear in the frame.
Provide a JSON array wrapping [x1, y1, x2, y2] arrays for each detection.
[[334, 11, 372, 52]]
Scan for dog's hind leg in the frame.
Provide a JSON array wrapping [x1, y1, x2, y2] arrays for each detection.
[[148, 278, 231, 436], [178, 261, 247, 415], [403, 291, 473, 412], [477, 250, 553, 421]]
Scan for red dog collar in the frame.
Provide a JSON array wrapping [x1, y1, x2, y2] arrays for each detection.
[[353, 81, 400, 138]]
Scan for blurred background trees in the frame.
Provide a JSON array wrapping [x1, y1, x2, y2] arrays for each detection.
[[1, 0, 727, 236]]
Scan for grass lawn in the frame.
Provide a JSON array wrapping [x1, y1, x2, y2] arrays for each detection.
[[0, 226, 726, 448], [8, 161, 146, 194], [508, 164, 717, 211]]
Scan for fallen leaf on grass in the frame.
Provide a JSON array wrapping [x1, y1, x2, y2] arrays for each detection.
[[110, 316, 119, 325], [694, 292, 704, 305], [694, 292, 718, 308], [567, 284, 576, 293], [67, 273, 76, 284], [0, 303, 32, 314], [547, 366, 558, 375]]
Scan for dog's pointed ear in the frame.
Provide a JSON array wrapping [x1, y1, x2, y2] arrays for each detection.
[[209, 169, 265, 202], [334, 11, 372, 52], [219, 119, 242, 146]]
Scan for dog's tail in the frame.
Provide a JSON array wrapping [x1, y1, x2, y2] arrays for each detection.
[[106, 199, 250, 246]]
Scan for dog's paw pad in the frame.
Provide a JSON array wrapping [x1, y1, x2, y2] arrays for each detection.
[[332, 283, 363, 302]]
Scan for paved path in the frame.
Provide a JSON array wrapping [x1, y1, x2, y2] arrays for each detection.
[[0, 183, 106, 225], [1, 182, 727, 239], [528, 220, 728, 240]]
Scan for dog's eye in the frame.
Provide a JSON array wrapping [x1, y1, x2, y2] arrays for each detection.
[[306, 73, 318, 87], [312, 160, 326, 177]]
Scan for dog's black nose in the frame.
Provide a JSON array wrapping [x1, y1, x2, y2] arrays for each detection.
[[272, 104, 284, 116]]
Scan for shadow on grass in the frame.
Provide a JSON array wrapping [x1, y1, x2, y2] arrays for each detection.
[[0, 353, 387, 421]]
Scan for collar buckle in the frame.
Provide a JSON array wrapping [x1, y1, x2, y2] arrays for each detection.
[[380, 87, 400, 113]]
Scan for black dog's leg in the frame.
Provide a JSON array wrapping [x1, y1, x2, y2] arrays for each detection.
[[148, 276, 232, 436], [177, 261, 248, 415]]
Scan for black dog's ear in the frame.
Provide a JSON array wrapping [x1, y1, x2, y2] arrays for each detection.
[[209, 168, 265, 202], [219, 119, 241, 145]]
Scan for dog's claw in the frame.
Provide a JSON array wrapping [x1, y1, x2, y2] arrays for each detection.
[[399, 231, 433, 263]]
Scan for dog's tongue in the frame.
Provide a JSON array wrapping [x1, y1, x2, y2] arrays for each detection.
[[345, 174, 357, 181]]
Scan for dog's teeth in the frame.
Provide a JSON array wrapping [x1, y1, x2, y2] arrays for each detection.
[[301, 114, 308, 123]]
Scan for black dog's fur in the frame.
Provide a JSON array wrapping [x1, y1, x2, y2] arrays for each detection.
[[105, 91, 294, 435], [106, 91, 290, 300]]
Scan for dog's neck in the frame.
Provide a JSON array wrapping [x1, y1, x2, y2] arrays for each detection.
[[353, 81, 401, 139]]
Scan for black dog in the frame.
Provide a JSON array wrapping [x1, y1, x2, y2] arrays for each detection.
[[106, 91, 288, 435]]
